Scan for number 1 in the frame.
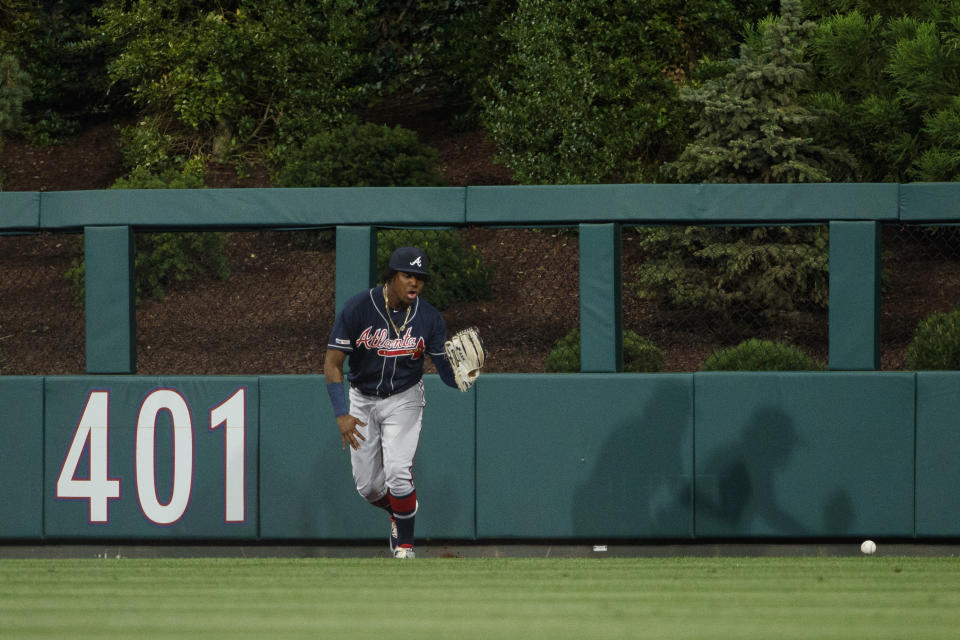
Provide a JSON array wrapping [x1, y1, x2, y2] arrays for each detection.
[[210, 387, 246, 522]]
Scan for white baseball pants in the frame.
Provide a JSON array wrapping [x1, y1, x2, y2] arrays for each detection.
[[347, 382, 425, 502]]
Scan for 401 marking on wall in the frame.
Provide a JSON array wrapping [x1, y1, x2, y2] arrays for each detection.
[[55, 387, 247, 525]]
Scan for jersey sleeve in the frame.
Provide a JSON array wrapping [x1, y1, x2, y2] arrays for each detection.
[[327, 295, 360, 352]]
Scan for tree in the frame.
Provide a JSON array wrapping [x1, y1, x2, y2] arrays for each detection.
[[807, 1, 960, 181], [640, 0, 841, 330], [94, 0, 372, 174], [368, 1, 516, 127], [0, 0, 116, 142], [0, 53, 30, 135], [482, 0, 772, 184], [666, 0, 855, 183], [0, 52, 30, 188]]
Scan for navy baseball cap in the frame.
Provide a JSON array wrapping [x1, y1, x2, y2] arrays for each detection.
[[389, 246, 430, 277]]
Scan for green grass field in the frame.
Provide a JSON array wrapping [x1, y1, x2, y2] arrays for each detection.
[[1, 556, 959, 639]]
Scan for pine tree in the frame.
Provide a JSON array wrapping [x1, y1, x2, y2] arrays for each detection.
[[666, 0, 855, 183], [635, 0, 840, 340]]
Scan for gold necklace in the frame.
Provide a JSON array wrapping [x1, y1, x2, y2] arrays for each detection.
[[383, 284, 411, 336]]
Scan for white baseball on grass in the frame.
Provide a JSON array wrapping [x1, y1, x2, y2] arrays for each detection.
[[860, 539, 877, 555]]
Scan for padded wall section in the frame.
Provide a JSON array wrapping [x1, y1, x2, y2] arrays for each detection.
[[477, 374, 694, 539], [916, 372, 960, 536], [694, 373, 915, 538], [579, 223, 621, 372], [41, 188, 466, 229], [259, 375, 476, 540], [259, 376, 362, 539], [84, 226, 135, 374], [409, 376, 477, 539], [829, 221, 881, 370], [466, 184, 899, 224], [900, 183, 960, 221], [335, 226, 374, 315], [0, 192, 40, 230], [0, 377, 43, 539], [44, 377, 258, 539]]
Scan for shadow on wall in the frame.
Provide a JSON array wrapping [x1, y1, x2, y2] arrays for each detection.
[[694, 405, 855, 536], [695, 407, 805, 533], [571, 403, 857, 539], [570, 388, 692, 539]]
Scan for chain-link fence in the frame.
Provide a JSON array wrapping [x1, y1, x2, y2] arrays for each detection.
[[622, 225, 830, 372], [8, 223, 960, 376], [133, 229, 335, 375], [422, 224, 831, 373], [0, 232, 85, 375], [881, 224, 960, 370], [434, 227, 580, 373]]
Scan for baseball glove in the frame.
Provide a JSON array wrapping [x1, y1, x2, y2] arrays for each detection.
[[444, 327, 486, 391]]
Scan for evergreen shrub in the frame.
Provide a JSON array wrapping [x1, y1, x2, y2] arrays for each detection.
[[545, 329, 666, 373], [700, 339, 825, 371], [906, 309, 960, 370], [275, 121, 443, 187], [67, 160, 230, 301], [376, 229, 491, 310]]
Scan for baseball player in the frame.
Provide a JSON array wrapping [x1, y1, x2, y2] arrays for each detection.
[[323, 246, 481, 559]]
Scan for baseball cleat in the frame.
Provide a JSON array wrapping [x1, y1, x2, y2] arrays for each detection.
[[393, 546, 415, 559], [389, 516, 399, 554]]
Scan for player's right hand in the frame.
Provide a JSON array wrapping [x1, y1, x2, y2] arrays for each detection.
[[337, 414, 367, 451]]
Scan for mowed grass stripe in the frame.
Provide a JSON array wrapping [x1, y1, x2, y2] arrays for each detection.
[[0, 557, 958, 639]]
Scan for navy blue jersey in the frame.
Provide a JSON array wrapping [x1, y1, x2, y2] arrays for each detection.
[[328, 287, 449, 397]]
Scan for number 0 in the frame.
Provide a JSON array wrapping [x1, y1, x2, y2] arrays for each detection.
[[136, 389, 193, 525]]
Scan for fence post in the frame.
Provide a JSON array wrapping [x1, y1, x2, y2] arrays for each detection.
[[84, 225, 136, 374], [335, 226, 376, 315], [579, 223, 622, 372], [829, 220, 881, 370]]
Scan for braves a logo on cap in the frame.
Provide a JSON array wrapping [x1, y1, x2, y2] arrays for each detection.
[[409, 256, 423, 268]]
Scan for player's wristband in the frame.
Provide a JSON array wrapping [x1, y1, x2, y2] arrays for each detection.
[[326, 382, 348, 417]]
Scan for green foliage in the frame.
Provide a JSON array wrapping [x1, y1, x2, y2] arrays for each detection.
[[914, 96, 960, 181], [0, 1, 116, 143], [94, 0, 372, 171], [807, 2, 960, 182], [803, 0, 945, 20], [376, 229, 491, 310], [273, 121, 444, 187], [66, 159, 230, 301], [483, 0, 771, 184], [0, 52, 29, 187], [545, 329, 666, 373], [905, 309, 960, 370], [116, 116, 194, 174], [633, 225, 829, 324], [368, 1, 515, 127], [647, 2, 835, 328], [665, 0, 857, 184], [701, 338, 826, 371], [0, 54, 30, 134], [134, 230, 230, 300]]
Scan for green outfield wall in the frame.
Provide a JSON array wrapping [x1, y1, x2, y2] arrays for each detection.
[[2, 183, 960, 542], [2, 371, 958, 541]]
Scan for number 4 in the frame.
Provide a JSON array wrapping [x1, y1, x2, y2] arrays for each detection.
[[56, 390, 121, 523]]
